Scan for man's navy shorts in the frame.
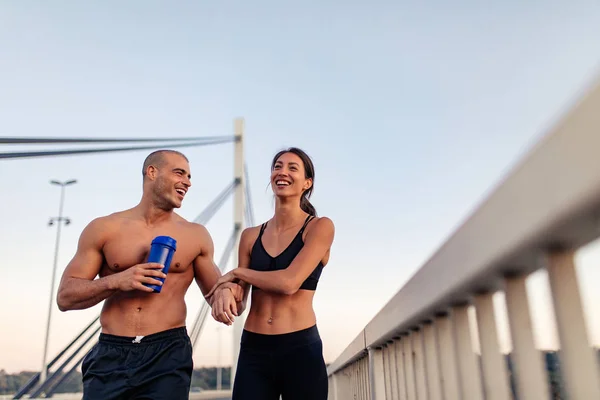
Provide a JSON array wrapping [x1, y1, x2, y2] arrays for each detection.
[[81, 326, 193, 400]]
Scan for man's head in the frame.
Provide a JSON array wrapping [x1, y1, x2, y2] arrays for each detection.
[[142, 150, 191, 210]]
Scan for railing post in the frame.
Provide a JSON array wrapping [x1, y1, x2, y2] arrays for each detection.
[[435, 313, 461, 400], [328, 374, 336, 400], [423, 321, 443, 400], [382, 344, 389, 399], [356, 360, 363, 400], [412, 329, 428, 400], [452, 304, 484, 400], [387, 340, 399, 400], [546, 249, 600, 399], [474, 292, 512, 400], [361, 356, 370, 400], [382, 343, 392, 399], [332, 369, 353, 400], [403, 334, 417, 400], [356, 361, 362, 399], [504, 274, 551, 400], [352, 364, 358, 400], [394, 339, 408, 400], [369, 346, 386, 400]]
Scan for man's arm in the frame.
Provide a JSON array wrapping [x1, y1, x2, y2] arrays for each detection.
[[192, 224, 222, 297], [57, 218, 114, 311], [192, 224, 239, 325], [57, 217, 165, 311]]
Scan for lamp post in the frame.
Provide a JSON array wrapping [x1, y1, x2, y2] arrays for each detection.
[[40, 179, 77, 384], [216, 326, 222, 391]]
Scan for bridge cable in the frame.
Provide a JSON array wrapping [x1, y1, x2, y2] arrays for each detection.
[[245, 199, 252, 228], [44, 351, 89, 398], [12, 316, 100, 399], [0, 135, 235, 145], [244, 163, 256, 227], [29, 325, 102, 399], [192, 178, 240, 225], [0, 137, 236, 160]]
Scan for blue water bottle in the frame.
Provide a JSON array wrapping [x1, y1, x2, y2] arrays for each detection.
[[143, 236, 177, 293]]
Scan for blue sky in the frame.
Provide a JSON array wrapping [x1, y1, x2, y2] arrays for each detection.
[[1, 1, 599, 373]]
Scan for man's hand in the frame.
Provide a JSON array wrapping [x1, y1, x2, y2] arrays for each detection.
[[210, 287, 238, 326], [109, 263, 166, 292]]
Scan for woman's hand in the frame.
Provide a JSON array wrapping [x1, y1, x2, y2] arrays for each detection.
[[205, 270, 237, 299]]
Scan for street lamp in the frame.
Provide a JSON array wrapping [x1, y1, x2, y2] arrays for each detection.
[[40, 179, 77, 384], [216, 325, 222, 391]]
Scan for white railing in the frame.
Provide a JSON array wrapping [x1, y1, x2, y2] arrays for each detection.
[[327, 72, 600, 400]]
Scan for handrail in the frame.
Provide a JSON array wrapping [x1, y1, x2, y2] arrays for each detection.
[[327, 72, 600, 399]]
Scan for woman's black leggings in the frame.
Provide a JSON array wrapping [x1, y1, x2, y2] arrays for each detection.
[[232, 325, 328, 400]]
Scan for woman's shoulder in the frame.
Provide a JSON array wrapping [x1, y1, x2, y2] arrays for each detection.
[[304, 215, 335, 239], [309, 215, 334, 227], [240, 223, 264, 245]]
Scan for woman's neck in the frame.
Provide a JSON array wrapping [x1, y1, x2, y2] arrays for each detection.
[[272, 197, 306, 232]]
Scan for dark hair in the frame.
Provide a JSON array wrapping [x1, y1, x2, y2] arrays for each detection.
[[142, 150, 188, 178], [271, 147, 317, 216]]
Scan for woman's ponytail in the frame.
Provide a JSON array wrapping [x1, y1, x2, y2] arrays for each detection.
[[300, 194, 317, 216]]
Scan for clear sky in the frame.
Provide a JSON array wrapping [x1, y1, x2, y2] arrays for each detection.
[[1, 1, 599, 374]]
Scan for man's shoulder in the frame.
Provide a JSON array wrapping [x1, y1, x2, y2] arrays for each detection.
[[77, 213, 124, 246], [173, 216, 210, 243], [89, 210, 130, 226], [84, 209, 134, 234], [174, 214, 205, 231], [175, 220, 213, 256]]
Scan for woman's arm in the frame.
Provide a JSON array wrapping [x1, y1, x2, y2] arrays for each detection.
[[207, 227, 255, 310], [232, 227, 254, 314], [234, 217, 334, 295]]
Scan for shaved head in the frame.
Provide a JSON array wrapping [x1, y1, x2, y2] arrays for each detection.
[[142, 150, 188, 179]]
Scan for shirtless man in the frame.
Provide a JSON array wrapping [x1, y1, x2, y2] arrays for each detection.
[[56, 149, 241, 400]]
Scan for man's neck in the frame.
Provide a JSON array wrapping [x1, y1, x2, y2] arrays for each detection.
[[135, 195, 173, 226]]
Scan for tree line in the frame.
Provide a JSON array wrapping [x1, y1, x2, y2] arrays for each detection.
[[0, 367, 231, 395]]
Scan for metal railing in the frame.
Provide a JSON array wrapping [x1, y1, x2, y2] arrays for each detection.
[[327, 73, 600, 400]]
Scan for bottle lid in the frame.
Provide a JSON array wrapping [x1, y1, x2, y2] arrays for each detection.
[[151, 236, 177, 251]]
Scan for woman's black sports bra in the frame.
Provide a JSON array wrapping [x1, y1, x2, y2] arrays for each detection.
[[248, 215, 324, 291]]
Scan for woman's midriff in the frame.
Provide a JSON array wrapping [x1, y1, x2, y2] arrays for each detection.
[[244, 289, 317, 334]]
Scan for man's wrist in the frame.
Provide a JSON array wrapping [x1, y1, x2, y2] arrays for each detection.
[[212, 285, 230, 296], [217, 285, 234, 294], [104, 274, 118, 291]]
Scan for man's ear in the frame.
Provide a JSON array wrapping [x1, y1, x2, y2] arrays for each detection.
[[146, 165, 158, 180]]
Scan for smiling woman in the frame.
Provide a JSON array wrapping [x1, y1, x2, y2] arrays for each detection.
[[206, 147, 335, 400], [271, 147, 317, 217]]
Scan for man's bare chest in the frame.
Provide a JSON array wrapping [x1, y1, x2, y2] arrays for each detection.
[[102, 226, 200, 273]]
